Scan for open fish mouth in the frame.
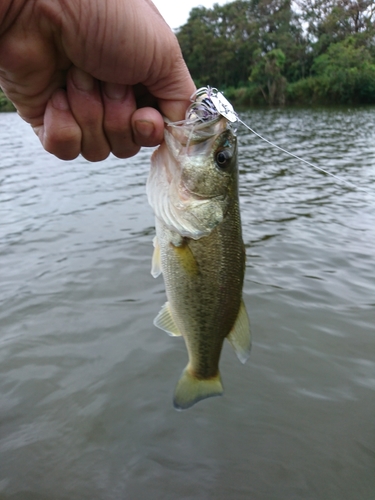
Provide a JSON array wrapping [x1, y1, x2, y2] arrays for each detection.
[[147, 90, 237, 240], [165, 86, 238, 149]]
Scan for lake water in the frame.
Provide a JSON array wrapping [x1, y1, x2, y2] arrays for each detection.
[[0, 108, 374, 500]]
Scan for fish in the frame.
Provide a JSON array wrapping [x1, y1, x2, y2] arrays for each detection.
[[146, 91, 251, 410]]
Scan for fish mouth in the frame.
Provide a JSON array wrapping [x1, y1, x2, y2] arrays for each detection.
[[166, 115, 225, 142]]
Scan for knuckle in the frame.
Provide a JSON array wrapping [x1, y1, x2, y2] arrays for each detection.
[[112, 144, 140, 159], [81, 146, 110, 162], [43, 129, 80, 161]]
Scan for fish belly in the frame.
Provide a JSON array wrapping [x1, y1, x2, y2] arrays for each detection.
[[156, 207, 245, 380]]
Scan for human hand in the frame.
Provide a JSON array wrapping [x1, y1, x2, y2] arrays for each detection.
[[0, 0, 195, 161]]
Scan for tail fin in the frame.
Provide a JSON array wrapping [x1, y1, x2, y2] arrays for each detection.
[[173, 367, 223, 410]]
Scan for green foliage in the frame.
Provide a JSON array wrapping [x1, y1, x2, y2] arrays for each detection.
[[222, 84, 264, 106], [312, 37, 375, 103], [250, 48, 287, 104], [177, 0, 302, 89], [0, 89, 15, 112], [287, 77, 316, 104], [288, 36, 375, 104], [177, 0, 375, 105]]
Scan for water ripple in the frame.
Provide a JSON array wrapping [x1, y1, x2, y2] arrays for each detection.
[[1, 109, 374, 499]]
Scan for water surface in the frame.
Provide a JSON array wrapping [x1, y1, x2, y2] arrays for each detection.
[[1, 108, 374, 499]]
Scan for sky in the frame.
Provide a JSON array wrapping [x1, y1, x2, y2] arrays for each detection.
[[152, 0, 228, 30]]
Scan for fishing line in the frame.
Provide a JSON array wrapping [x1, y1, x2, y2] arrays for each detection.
[[237, 118, 372, 193], [188, 86, 373, 195]]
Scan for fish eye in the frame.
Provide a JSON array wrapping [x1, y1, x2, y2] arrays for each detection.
[[215, 149, 232, 168]]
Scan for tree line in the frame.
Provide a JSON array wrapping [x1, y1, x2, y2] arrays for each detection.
[[1, 1, 374, 110], [177, 0, 375, 105]]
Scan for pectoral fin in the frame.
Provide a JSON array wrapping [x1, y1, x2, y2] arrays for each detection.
[[171, 240, 199, 276], [151, 236, 161, 278], [227, 300, 251, 364], [173, 366, 223, 410], [153, 302, 181, 337]]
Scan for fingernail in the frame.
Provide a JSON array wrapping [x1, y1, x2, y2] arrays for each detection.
[[104, 82, 127, 100], [51, 90, 69, 111], [71, 67, 94, 92], [135, 120, 155, 139]]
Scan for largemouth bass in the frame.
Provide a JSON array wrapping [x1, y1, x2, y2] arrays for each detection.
[[147, 91, 251, 410]]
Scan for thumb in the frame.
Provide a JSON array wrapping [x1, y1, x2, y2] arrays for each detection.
[[153, 58, 196, 123]]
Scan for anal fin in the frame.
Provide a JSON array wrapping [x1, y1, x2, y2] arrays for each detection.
[[154, 302, 181, 337], [227, 300, 251, 364]]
